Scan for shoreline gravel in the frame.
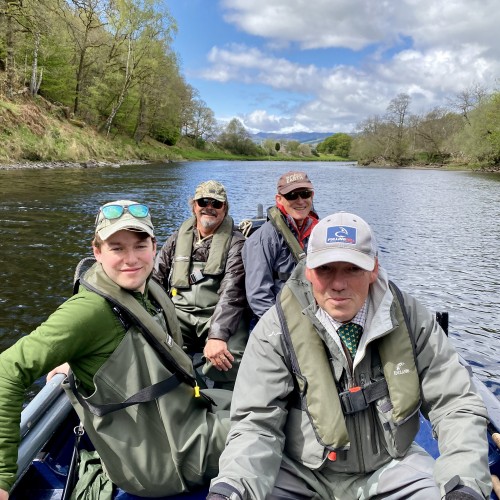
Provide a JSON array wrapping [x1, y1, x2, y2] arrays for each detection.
[[0, 159, 155, 171]]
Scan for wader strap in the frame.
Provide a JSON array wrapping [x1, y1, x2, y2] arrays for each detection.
[[68, 371, 184, 417], [273, 270, 292, 281]]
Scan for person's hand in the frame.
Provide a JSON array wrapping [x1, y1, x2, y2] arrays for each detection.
[[0, 487, 9, 499], [46, 362, 70, 382], [492, 474, 500, 498], [203, 339, 234, 371]]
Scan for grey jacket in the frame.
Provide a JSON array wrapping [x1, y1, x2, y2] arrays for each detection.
[[209, 264, 490, 499], [153, 225, 246, 343], [242, 220, 297, 319]]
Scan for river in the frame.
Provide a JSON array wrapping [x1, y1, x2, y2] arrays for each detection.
[[0, 161, 499, 397]]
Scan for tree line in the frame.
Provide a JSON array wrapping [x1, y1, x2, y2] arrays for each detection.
[[1, 2, 498, 166], [0, 0, 217, 145], [347, 86, 500, 168]]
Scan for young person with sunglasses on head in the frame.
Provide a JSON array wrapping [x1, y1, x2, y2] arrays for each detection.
[[242, 171, 319, 322], [153, 180, 248, 390], [0, 200, 231, 500]]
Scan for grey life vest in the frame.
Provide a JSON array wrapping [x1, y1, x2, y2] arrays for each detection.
[[62, 262, 230, 497], [277, 281, 420, 450]]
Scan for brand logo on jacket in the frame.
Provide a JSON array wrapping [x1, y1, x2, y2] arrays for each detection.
[[394, 362, 410, 376]]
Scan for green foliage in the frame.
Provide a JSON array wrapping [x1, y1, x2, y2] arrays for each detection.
[[218, 118, 265, 156], [317, 133, 352, 157]]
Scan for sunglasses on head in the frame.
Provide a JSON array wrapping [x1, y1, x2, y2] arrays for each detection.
[[283, 190, 313, 201], [99, 203, 150, 221], [196, 198, 224, 209]]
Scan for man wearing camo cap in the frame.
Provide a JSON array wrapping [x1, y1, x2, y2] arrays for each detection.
[[154, 180, 248, 389]]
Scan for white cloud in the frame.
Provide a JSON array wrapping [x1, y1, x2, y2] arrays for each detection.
[[204, 0, 500, 132]]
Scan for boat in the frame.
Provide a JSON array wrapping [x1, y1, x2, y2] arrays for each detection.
[[9, 212, 500, 499]]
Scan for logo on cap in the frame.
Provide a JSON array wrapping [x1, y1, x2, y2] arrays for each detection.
[[326, 226, 357, 245], [286, 173, 305, 183]]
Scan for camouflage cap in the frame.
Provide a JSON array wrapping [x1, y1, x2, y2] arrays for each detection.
[[193, 180, 227, 202]]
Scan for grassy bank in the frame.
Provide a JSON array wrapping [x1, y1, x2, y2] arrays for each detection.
[[0, 96, 349, 166]]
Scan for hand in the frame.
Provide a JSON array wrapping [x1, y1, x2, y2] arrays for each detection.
[[492, 474, 500, 498], [203, 339, 234, 372], [0, 488, 9, 499], [46, 362, 70, 382]]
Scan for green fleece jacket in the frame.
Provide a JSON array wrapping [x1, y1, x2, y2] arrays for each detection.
[[0, 284, 157, 492]]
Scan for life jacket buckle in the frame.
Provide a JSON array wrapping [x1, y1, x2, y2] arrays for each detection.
[[339, 386, 369, 414], [189, 269, 204, 284]]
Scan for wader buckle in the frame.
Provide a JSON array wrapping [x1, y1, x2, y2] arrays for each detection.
[[339, 386, 368, 414]]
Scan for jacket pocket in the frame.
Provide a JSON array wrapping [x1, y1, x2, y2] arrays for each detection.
[[283, 407, 325, 469], [374, 397, 420, 457]]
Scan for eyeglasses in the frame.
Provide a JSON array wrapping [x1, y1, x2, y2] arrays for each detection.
[[283, 190, 313, 201], [99, 203, 150, 221], [196, 198, 225, 209]]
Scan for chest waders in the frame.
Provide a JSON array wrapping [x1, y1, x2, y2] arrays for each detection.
[[62, 263, 230, 497], [170, 216, 233, 349], [277, 281, 420, 451]]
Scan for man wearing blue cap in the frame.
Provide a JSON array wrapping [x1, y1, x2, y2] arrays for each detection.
[[207, 212, 490, 500]]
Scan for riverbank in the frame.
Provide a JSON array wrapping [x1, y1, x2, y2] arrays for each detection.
[[0, 159, 159, 171]]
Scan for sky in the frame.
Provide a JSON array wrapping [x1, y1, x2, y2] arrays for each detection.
[[165, 0, 500, 135]]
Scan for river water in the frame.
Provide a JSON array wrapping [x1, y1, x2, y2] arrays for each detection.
[[1, 161, 499, 397]]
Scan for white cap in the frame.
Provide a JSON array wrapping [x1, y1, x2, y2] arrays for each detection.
[[306, 212, 377, 271]]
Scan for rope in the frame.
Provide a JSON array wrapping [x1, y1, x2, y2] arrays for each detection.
[[238, 219, 254, 238]]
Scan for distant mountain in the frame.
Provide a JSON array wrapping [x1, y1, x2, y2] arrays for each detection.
[[250, 131, 334, 145]]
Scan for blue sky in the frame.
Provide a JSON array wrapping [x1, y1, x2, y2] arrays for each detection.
[[165, 0, 499, 134]]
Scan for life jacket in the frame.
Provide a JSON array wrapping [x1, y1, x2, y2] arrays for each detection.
[[62, 262, 231, 497], [276, 281, 420, 450], [170, 215, 234, 289], [167, 215, 235, 349]]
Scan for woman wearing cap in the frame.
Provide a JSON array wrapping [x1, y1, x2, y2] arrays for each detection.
[[0, 200, 230, 500]]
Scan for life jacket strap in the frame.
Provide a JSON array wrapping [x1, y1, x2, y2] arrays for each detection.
[[339, 379, 389, 415]]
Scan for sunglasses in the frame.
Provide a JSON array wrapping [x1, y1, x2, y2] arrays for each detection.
[[99, 203, 150, 221], [283, 190, 313, 201], [196, 198, 225, 209]]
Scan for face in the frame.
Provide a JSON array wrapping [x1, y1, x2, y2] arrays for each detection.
[[305, 260, 379, 323], [193, 198, 226, 236], [276, 190, 314, 226], [93, 230, 156, 293]]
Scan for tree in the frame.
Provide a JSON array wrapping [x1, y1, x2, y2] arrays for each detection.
[[317, 133, 352, 157], [262, 138, 277, 156], [447, 83, 488, 125], [56, 0, 109, 114], [385, 93, 411, 163], [411, 107, 462, 162], [218, 118, 263, 156]]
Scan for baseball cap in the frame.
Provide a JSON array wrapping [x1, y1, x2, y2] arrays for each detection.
[[277, 171, 313, 195], [306, 212, 377, 271], [95, 200, 155, 240], [193, 180, 227, 202]]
